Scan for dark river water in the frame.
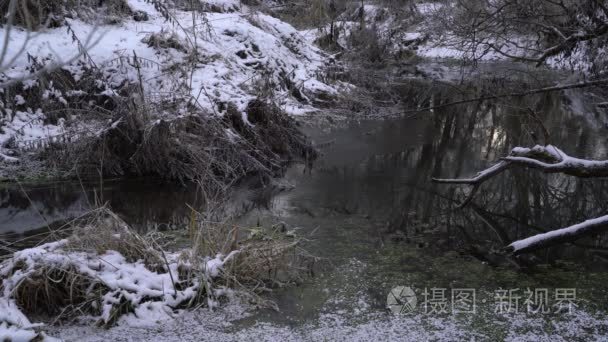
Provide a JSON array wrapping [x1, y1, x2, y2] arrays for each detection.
[[4, 65, 608, 337]]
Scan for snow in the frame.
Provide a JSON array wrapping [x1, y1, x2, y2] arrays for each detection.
[[508, 214, 608, 252], [205, 250, 239, 278], [417, 2, 443, 15], [0, 323, 37, 342], [0, 236, 244, 340], [0, 299, 38, 342], [315, 0, 600, 72], [44, 300, 608, 341], [3, 234, 608, 341], [0, 152, 19, 163], [508, 144, 608, 170], [0, 0, 338, 149]]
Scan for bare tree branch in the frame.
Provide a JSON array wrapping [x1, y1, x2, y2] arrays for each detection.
[[506, 215, 608, 254], [434, 145, 608, 185], [404, 78, 608, 114], [434, 144, 608, 254], [434, 0, 608, 68], [433, 160, 511, 185]]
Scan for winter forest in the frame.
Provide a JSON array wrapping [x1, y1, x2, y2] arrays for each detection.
[[1, 0, 608, 340]]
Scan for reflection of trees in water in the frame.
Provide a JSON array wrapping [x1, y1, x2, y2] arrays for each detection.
[[313, 84, 608, 265], [98, 181, 203, 232], [1, 177, 274, 240], [0, 184, 85, 238], [0, 183, 83, 213], [405, 90, 608, 264], [0, 180, 204, 235]]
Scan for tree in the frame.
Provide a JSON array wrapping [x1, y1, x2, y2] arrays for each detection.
[[434, 144, 608, 255], [426, 0, 608, 257], [432, 0, 608, 73]]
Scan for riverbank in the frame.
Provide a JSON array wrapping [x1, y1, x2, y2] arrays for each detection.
[[0, 0, 348, 185], [0, 205, 313, 340]]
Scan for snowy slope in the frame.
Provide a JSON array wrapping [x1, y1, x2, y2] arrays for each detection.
[[0, 0, 339, 151]]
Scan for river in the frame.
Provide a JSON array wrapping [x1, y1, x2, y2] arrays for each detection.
[[5, 63, 608, 340]]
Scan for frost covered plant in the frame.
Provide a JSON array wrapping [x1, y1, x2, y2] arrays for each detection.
[[0, 207, 314, 332], [0, 209, 200, 327], [188, 211, 316, 303]]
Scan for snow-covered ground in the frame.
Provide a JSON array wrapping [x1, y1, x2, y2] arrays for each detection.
[[0, 234, 242, 341], [0, 0, 342, 152], [297, 2, 496, 61], [3, 241, 605, 341], [40, 256, 608, 342], [43, 306, 608, 342]]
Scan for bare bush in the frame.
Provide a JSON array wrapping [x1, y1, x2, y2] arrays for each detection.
[[430, 0, 608, 72], [0, 0, 131, 29]]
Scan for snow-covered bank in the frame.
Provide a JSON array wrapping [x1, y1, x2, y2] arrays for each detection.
[[42, 274, 608, 341], [0, 0, 344, 173], [0, 298, 44, 342], [9, 251, 601, 341], [296, 2, 484, 61], [0, 208, 308, 341]]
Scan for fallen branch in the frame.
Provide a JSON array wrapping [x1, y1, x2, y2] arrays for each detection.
[[488, 21, 608, 67], [433, 145, 608, 185], [433, 144, 608, 254], [433, 160, 511, 185], [506, 215, 608, 255], [0, 152, 18, 163]]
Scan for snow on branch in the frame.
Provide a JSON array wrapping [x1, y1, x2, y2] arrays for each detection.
[[433, 144, 608, 254], [433, 145, 608, 185], [488, 21, 608, 67], [504, 145, 608, 177], [0, 151, 18, 163], [506, 214, 608, 255], [432, 160, 511, 185]]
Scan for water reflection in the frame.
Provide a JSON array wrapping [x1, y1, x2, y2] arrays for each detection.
[[0, 179, 205, 251], [295, 81, 608, 267], [0, 174, 287, 251]]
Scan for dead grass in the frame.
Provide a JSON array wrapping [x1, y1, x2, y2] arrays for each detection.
[[49, 94, 317, 192], [67, 210, 165, 268], [1, 206, 316, 325], [188, 205, 316, 296], [143, 31, 189, 54], [13, 265, 105, 318]]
